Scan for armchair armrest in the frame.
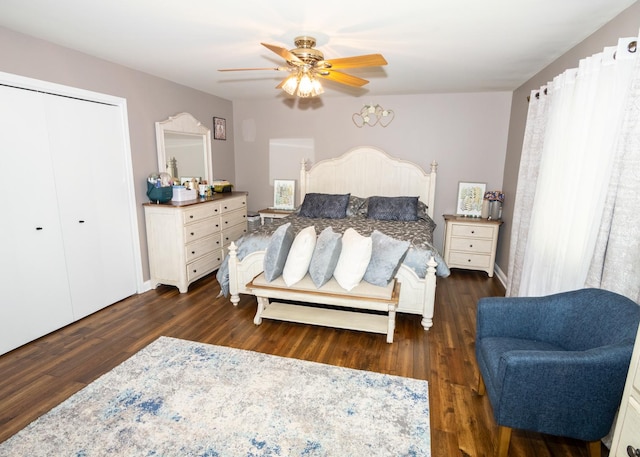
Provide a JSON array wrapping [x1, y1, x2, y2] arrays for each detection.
[[476, 295, 554, 341], [495, 344, 633, 440]]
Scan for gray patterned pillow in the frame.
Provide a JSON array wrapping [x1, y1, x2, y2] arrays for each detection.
[[363, 230, 410, 286], [367, 196, 419, 221], [263, 222, 294, 281], [346, 196, 368, 217], [299, 193, 350, 219], [309, 227, 342, 288]]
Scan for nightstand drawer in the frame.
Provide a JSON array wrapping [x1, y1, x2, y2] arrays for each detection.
[[449, 237, 493, 254], [450, 224, 495, 239], [448, 251, 491, 268]]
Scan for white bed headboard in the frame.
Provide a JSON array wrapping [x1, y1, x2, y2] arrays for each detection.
[[299, 146, 438, 218]]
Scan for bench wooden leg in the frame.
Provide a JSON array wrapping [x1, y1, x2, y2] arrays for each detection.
[[254, 296, 268, 325], [386, 304, 396, 343]]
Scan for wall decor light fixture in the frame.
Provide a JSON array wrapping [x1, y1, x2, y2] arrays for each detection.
[[352, 104, 395, 128]]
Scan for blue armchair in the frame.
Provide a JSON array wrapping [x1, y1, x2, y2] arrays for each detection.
[[475, 288, 640, 457]]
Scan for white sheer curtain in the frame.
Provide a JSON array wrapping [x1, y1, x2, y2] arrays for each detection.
[[507, 35, 639, 298]]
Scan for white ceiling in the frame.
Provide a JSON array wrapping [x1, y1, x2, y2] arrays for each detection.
[[0, 0, 636, 101]]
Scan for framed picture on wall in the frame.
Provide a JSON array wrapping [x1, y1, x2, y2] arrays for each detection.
[[213, 117, 226, 140], [456, 181, 486, 217], [273, 179, 295, 210]]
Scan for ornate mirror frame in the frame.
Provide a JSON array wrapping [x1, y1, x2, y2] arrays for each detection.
[[155, 112, 213, 184]]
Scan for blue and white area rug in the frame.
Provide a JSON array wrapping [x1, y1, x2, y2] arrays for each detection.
[[0, 336, 430, 456]]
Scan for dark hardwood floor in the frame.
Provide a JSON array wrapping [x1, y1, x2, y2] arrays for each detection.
[[0, 270, 608, 456]]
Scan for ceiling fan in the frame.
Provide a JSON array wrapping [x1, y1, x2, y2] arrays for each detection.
[[218, 36, 387, 97]]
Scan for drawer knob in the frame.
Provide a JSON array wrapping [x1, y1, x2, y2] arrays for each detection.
[[627, 446, 640, 457], [190, 215, 194, 219], [78, 220, 85, 224], [193, 269, 197, 273], [36, 226, 43, 231], [191, 250, 195, 254], [190, 232, 195, 236], [467, 259, 471, 262], [469, 244, 473, 248], [471, 230, 475, 234]]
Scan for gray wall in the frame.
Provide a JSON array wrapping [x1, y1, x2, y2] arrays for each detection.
[[499, 2, 640, 274], [233, 92, 513, 251], [0, 26, 235, 281]]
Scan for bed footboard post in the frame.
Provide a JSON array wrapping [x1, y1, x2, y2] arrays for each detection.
[[421, 256, 438, 330], [228, 242, 240, 306]]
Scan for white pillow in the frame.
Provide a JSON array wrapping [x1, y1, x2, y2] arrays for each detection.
[[282, 226, 317, 286], [333, 228, 372, 291]]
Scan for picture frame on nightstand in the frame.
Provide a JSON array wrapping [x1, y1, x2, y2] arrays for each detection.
[[456, 181, 486, 217], [273, 179, 295, 210]]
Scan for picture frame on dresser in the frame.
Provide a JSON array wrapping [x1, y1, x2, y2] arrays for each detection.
[[456, 181, 486, 217], [273, 179, 295, 210]]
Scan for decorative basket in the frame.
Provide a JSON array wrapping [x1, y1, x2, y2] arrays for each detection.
[[146, 181, 173, 204]]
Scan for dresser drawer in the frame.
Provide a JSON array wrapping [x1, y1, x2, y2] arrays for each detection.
[[449, 237, 493, 254], [448, 251, 491, 268], [222, 223, 248, 250], [220, 196, 247, 214], [183, 217, 221, 243], [186, 250, 223, 281], [450, 224, 494, 239], [182, 202, 220, 225], [221, 209, 247, 230], [614, 396, 640, 457], [185, 235, 220, 263]]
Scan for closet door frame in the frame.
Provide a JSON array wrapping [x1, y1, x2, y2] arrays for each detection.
[[0, 71, 144, 294]]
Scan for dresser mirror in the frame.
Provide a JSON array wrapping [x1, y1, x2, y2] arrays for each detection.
[[156, 112, 213, 184]]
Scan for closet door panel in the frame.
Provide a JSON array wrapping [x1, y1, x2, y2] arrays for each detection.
[[45, 96, 137, 319], [0, 86, 74, 354]]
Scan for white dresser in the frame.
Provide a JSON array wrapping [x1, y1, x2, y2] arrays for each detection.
[[144, 192, 247, 292], [442, 214, 502, 277], [611, 324, 640, 456]]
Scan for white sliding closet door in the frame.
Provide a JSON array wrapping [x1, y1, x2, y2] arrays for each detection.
[[0, 86, 74, 354], [45, 95, 137, 320]]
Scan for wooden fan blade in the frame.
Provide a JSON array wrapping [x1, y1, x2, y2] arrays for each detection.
[[317, 71, 369, 87], [320, 54, 387, 70], [218, 67, 285, 72], [261, 42, 303, 64], [275, 76, 289, 89]]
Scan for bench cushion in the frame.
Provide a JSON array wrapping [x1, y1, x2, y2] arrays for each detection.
[[251, 272, 395, 301]]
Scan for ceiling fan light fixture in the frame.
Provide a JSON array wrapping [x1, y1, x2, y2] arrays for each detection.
[[282, 74, 299, 96]]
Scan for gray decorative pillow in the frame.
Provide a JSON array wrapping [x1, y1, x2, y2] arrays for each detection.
[[346, 196, 368, 217], [309, 227, 342, 288], [363, 230, 410, 287], [367, 196, 419, 221], [263, 222, 295, 281], [299, 193, 350, 219]]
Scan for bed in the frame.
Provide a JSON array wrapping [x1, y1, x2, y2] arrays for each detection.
[[216, 146, 449, 330]]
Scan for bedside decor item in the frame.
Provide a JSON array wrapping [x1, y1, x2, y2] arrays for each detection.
[[456, 182, 486, 217], [484, 190, 505, 220], [273, 179, 296, 210], [213, 117, 226, 140]]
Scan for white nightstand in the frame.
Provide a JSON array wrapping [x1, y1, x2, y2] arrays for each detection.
[[442, 214, 502, 277], [258, 208, 295, 225]]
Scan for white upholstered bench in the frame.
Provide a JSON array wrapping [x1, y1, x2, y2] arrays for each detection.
[[247, 273, 401, 343]]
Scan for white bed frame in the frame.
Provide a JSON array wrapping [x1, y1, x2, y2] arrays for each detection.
[[227, 146, 439, 330]]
